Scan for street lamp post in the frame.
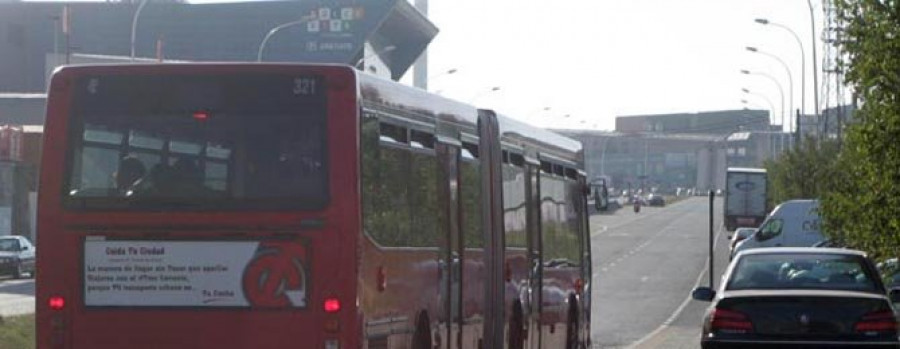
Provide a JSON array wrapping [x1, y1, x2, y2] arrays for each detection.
[[257, 16, 316, 62], [528, 106, 552, 117], [746, 47, 794, 132], [742, 88, 779, 127], [755, 18, 806, 124], [428, 68, 458, 93], [552, 113, 572, 129], [741, 99, 771, 113], [469, 86, 501, 104], [429, 68, 457, 80], [130, 0, 150, 62], [805, 0, 821, 124], [741, 98, 779, 129], [741, 71, 786, 126], [355, 45, 397, 69]]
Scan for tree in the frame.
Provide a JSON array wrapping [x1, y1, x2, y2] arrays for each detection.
[[820, 0, 900, 260], [764, 137, 841, 209]]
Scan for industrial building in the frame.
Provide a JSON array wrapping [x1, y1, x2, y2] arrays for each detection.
[[558, 109, 792, 194], [0, 0, 434, 93]]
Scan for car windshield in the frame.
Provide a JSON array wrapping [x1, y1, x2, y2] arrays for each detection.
[[0, 239, 20, 252], [727, 253, 881, 293]]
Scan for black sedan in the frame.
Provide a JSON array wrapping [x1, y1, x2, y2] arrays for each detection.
[[692, 248, 900, 348], [0, 235, 36, 279]]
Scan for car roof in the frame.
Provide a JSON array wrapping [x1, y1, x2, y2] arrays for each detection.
[[738, 247, 866, 257]]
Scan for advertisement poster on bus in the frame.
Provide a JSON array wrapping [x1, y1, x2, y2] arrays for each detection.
[[83, 238, 309, 308]]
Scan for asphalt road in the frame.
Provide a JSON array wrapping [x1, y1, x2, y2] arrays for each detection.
[[0, 278, 35, 318], [590, 196, 731, 349]]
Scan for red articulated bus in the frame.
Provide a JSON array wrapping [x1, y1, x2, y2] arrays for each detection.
[[36, 64, 591, 349]]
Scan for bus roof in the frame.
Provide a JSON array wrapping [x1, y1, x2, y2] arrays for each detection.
[[359, 72, 582, 163], [494, 111, 582, 161], [360, 72, 478, 128]]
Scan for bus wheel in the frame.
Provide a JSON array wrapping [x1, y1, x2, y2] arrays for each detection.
[[565, 296, 579, 349], [508, 301, 525, 349], [412, 311, 431, 349]]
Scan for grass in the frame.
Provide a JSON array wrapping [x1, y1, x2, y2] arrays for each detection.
[[0, 315, 35, 349]]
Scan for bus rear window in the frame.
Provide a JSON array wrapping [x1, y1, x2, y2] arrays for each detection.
[[63, 74, 328, 210]]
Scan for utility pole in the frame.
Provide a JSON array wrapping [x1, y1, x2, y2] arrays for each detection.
[[412, 0, 428, 89]]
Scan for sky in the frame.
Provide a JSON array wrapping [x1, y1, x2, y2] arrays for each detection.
[[409, 0, 832, 131], [25, 0, 832, 131]]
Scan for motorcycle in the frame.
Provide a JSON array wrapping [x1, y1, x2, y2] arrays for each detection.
[[633, 200, 641, 213]]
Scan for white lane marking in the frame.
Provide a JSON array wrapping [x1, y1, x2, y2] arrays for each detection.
[[596, 197, 698, 234], [597, 212, 686, 272], [625, 223, 726, 349], [640, 276, 649, 283]]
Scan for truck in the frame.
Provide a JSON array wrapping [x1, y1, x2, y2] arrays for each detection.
[[724, 167, 767, 231]]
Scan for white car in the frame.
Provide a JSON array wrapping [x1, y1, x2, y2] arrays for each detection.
[[728, 227, 757, 258]]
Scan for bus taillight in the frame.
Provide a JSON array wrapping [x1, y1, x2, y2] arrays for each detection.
[[324, 297, 341, 313], [49, 296, 65, 310], [192, 110, 210, 121]]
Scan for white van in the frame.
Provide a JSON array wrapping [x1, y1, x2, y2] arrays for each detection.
[[732, 200, 823, 257]]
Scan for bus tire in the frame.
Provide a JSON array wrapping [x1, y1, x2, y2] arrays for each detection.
[[508, 301, 525, 349], [412, 311, 431, 349], [566, 296, 579, 349]]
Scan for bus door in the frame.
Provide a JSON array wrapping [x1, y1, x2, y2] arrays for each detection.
[[524, 153, 543, 349], [436, 136, 465, 349], [578, 173, 592, 346]]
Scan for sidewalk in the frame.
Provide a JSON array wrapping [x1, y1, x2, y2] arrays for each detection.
[[0, 280, 35, 318]]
